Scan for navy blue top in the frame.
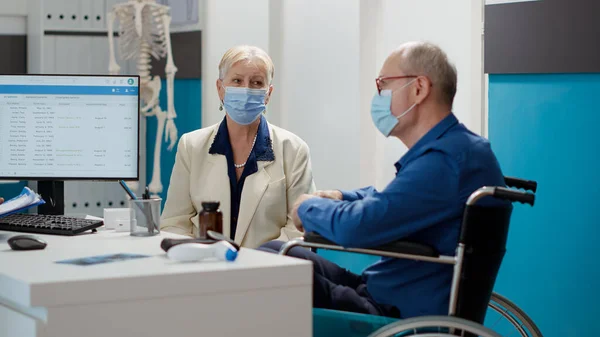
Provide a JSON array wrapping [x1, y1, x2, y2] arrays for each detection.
[[298, 113, 506, 318], [208, 115, 274, 239]]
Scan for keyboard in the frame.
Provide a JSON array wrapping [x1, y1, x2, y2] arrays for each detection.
[[0, 213, 103, 236]]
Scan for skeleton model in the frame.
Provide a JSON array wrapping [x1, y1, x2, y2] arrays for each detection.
[[107, 0, 178, 197]]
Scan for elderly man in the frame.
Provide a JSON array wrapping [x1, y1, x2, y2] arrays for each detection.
[[259, 41, 505, 319]]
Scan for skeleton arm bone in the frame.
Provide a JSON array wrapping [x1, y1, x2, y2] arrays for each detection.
[[162, 13, 178, 119], [161, 12, 178, 150], [107, 10, 121, 75]]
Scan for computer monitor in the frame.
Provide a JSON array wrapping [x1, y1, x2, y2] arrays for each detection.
[[0, 74, 140, 215]]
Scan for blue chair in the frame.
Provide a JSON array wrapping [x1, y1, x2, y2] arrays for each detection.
[[280, 177, 542, 337]]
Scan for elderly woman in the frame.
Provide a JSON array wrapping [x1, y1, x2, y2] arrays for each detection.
[[161, 45, 315, 248]]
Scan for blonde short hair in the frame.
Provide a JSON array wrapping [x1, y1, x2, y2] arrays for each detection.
[[218, 45, 275, 84]]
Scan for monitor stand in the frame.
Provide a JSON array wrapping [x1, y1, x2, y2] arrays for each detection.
[[37, 180, 65, 215]]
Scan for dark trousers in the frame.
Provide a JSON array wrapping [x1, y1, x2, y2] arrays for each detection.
[[258, 241, 400, 318]]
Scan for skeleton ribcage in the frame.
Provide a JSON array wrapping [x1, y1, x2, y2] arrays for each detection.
[[115, 4, 169, 82]]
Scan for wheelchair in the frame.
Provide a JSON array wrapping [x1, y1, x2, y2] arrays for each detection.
[[279, 176, 541, 337]]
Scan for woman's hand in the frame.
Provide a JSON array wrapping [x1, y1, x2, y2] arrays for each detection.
[[291, 194, 317, 232], [292, 191, 342, 231], [0, 197, 4, 205], [313, 190, 343, 200]]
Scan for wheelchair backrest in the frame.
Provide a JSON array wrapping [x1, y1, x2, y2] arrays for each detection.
[[455, 204, 513, 325]]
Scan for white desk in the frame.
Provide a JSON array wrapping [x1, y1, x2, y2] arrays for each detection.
[[0, 229, 312, 337]]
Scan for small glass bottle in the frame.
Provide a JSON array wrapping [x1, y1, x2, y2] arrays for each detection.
[[197, 201, 223, 239]]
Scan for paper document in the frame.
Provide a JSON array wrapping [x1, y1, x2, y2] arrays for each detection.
[[0, 187, 45, 217]]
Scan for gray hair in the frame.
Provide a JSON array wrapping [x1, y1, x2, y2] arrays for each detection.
[[396, 41, 457, 107], [218, 45, 274, 84]]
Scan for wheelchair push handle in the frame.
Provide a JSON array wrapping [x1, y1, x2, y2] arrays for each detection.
[[493, 186, 535, 206], [467, 186, 535, 206], [504, 176, 538, 193]]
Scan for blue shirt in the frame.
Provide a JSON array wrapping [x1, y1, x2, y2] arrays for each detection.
[[298, 113, 506, 318], [208, 115, 274, 239]]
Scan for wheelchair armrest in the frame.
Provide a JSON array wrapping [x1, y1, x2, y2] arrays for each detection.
[[304, 232, 439, 257]]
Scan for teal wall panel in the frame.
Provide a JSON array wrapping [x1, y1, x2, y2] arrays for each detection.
[[145, 79, 202, 209], [0, 182, 27, 203], [489, 73, 600, 336]]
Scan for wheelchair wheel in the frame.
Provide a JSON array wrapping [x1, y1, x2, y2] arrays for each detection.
[[367, 315, 502, 337], [486, 292, 543, 337]]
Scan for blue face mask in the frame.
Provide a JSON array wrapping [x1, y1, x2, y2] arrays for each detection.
[[370, 79, 417, 137], [222, 86, 268, 125]]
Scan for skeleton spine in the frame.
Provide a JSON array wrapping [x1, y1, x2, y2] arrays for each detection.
[[138, 41, 152, 84]]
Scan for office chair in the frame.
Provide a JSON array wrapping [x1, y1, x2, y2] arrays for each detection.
[[279, 177, 541, 337]]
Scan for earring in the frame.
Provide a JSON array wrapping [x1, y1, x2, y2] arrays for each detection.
[[219, 103, 223, 111]]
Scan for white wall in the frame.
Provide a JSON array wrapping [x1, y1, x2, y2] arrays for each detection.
[[371, 0, 484, 188], [358, 0, 384, 188], [0, 1, 27, 16], [201, 0, 270, 128], [0, 1, 26, 36], [277, 0, 362, 190], [0, 16, 26, 35]]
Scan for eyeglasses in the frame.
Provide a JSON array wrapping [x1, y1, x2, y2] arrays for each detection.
[[375, 75, 418, 95]]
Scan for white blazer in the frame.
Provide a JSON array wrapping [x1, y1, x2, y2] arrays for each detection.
[[160, 120, 316, 248]]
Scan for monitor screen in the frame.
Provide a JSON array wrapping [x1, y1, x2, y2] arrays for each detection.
[[0, 75, 139, 180]]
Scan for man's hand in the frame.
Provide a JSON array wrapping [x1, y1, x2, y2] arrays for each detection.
[[291, 194, 317, 232], [0, 197, 3, 205], [313, 190, 343, 200]]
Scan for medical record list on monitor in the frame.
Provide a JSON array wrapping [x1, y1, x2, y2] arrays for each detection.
[[0, 75, 139, 180]]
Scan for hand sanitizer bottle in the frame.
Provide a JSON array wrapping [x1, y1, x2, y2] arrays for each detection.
[[167, 241, 238, 262]]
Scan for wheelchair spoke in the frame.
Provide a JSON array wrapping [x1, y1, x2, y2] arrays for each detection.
[[488, 301, 530, 337], [490, 293, 544, 337], [490, 312, 505, 329], [505, 328, 519, 337]]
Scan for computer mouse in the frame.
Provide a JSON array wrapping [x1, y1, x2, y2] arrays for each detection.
[[7, 235, 47, 251]]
